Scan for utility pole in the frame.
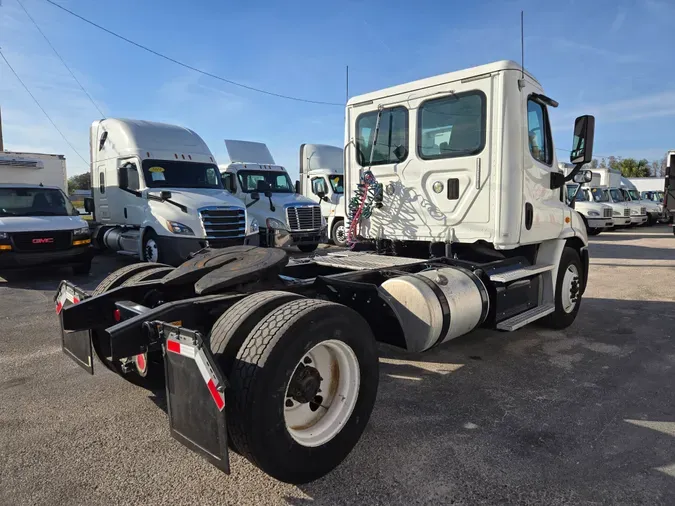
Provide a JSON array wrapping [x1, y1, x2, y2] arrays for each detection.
[[0, 106, 4, 151]]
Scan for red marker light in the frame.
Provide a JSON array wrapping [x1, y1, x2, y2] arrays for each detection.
[[113, 309, 121, 322], [72, 297, 80, 304], [56, 301, 63, 314]]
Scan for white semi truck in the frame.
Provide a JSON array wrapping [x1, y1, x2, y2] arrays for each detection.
[[219, 140, 326, 253], [85, 119, 258, 265], [0, 151, 92, 273], [57, 60, 595, 484], [297, 144, 346, 246]]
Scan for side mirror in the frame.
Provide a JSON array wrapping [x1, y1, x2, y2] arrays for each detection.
[[160, 190, 172, 200], [393, 145, 408, 162], [295, 180, 301, 194], [84, 197, 95, 213], [221, 173, 236, 193], [570, 115, 595, 164], [250, 192, 260, 200], [573, 170, 593, 184]]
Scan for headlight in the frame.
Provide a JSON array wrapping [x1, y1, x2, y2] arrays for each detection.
[[166, 220, 194, 235], [266, 217, 288, 231], [587, 211, 600, 217], [657, 205, 664, 212], [73, 226, 90, 236], [0, 232, 8, 240], [249, 218, 259, 234]]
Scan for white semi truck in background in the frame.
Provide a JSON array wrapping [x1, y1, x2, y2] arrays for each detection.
[[619, 176, 666, 225], [85, 119, 258, 265], [58, 60, 596, 484], [298, 144, 346, 246], [219, 140, 326, 253], [0, 151, 92, 273]]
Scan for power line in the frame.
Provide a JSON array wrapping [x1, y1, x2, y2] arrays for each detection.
[[17, 0, 106, 118], [0, 48, 89, 167], [44, 0, 344, 107]]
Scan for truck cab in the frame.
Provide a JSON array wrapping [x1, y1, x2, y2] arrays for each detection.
[[582, 186, 631, 227], [0, 152, 92, 274], [89, 119, 257, 265], [220, 140, 326, 253], [619, 177, 664, 225], [565, 183, 613, 235], [590, 168, 646, 226], [298, 144, 346, 246]]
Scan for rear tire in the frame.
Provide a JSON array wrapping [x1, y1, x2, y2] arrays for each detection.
[[226, 299, 379, 484], [540, 247, 582, 330], [120, 265, 174, 287], [297, 244, 318, 253]]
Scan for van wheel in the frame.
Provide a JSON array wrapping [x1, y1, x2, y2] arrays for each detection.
[[143, 229, 163, 263], [540, 247, 582, 330], [331, 220, 347, 247], [227, 299, 379, 484]]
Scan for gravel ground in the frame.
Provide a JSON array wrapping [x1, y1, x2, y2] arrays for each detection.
[[1, 229, 674, 506]]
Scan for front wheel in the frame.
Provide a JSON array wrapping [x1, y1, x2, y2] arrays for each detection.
[[226, 299, 379, 484], [540, 247, 582, 330], [297, 243, 318, 253], [330, 220, 347, 247], [142, 229, 163, 263]]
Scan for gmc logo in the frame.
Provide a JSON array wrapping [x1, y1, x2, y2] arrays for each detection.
[[32, 238, 54, 244]]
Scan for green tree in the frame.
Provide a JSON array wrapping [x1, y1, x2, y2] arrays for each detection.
[[615, 158, 650, 177], [67, 173, 91, 193]]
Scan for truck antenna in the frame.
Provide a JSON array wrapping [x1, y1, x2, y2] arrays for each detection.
[[518, 11, 525, 91]]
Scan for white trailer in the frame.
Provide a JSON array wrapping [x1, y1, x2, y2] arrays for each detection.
[[298, 144, 346, 246], [58, 60, 597, 484], [87, 119, 258, 265], [0, 151, 92, 273], [219, 140, 326, 253]]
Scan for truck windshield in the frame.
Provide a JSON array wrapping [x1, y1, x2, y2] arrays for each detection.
[[566, 185, 587, 202], [141, 160, 222, 189], [609, 189, 625, 202], [590, 188, 610, 202], [237, 170, 294, 193], [627, 189, 641, 200], [0, 187, 77, 217], [328, 175, 344, 194]]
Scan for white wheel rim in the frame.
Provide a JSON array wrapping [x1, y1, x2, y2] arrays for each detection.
[[335, 225, 346, 245], [145, 239, 159, 262], [561, 264, 580, 313], [284, 339, 360, 448]]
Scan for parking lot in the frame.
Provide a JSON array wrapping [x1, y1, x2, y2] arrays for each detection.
[[1, 229, 674, 505]]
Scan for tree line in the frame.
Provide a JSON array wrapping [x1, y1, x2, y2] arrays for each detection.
[[588, 156, 667, 178]]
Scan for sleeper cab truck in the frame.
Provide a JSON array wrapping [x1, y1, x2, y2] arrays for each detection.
[[85, 119, 258, 266], [58, 61, 595, 485]]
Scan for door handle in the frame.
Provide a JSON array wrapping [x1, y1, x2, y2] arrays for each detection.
[[124, 208, 127, 219], [475, 159, 481, 189]]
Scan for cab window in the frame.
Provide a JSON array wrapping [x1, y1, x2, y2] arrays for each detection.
[[356, 107, 408, 166], [527, 98, 553, 165]]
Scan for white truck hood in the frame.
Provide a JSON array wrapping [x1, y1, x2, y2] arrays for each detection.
[[0, 215, 88, 233], [246, 193, 319, 227], [575, 202, 611, 213]]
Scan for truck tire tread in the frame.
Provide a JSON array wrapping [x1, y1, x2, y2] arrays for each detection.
[[93, 262, 168, 295], [120, 266, 174, 287]]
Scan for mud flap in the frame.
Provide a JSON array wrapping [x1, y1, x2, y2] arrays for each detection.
[[159, 323, 230, 474], [56, 281, 94, 374]]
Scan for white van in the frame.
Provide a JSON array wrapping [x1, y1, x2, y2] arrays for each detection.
[[0, 152, 92, 274]]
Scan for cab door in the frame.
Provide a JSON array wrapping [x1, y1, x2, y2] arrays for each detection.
[[518, 81, 566, 244]]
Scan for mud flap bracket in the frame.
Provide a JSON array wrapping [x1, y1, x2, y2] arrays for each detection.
[[157, 322, 230, 474], [56, 281, 94, 374]]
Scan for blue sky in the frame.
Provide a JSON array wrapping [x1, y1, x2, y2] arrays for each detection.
[[1, 0, 674, 178]]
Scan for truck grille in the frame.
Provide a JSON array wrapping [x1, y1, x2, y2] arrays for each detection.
[[199, 207, 246, 243], [640, 207, 646, 215], [624, 208, 630, 217], [11, 230, 72, 252], [286, 206, 321, 231], [603, 208, 612, 218]]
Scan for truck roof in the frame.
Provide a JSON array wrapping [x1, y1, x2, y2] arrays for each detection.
[[220, 162, 287, 172], [92, 118, 213, 156], [0, 150, 65, 160], [347, 60, 540, 106]]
